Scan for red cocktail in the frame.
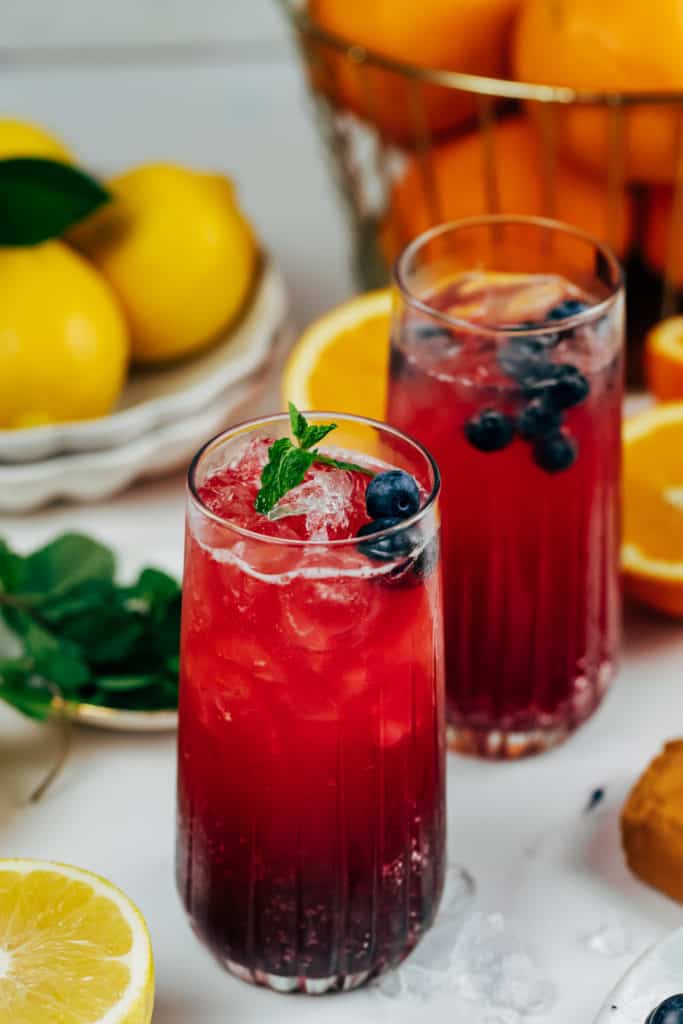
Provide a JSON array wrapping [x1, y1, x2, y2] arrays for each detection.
[[388, 217, 624, 758], [177, 412, 445, 992]]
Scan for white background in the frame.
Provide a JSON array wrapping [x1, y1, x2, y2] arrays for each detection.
[[1, 3, 683, 1022]]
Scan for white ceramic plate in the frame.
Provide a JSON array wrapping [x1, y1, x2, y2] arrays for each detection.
[[0, 255, 287, 463], [595, 927, 683, 1023]]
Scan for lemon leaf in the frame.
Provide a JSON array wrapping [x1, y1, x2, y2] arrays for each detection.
[[0, 157, 110, 245]]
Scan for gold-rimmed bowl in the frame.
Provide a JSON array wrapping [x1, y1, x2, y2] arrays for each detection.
[[281, 0, 683, 385]]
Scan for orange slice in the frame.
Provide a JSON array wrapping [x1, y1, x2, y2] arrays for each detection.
[[645, 316, 683, 401], [282, 290, 392, 421], [622, 402, 683, 617]]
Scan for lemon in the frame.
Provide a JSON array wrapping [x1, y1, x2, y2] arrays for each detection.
[[72, 162, 257, 364], [0, 859, 154, 1023], [282, 290, 392, 420], [0, 117, 72, 161], [0, 241, 129, 429]]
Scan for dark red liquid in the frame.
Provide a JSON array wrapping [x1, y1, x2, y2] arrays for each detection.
[[176, 441, 445, 991], [388, 272, 622, 757]]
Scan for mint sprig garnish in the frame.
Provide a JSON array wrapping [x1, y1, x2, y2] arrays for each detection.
[[254, 403, 374, 516]]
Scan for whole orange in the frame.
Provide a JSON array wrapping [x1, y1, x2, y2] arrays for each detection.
[[306, 0, 520, 146], [513, 0, 683, 185], [381, 116, 633, 263]]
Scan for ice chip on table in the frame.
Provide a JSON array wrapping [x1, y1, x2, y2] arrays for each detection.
[[450, 912, 555, 1015], [583, 920, 634, 958]]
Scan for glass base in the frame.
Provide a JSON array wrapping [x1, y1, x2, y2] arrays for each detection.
[[224, 959, 372, 995], [447, 722, 573, 759], [447, 662, 615, 759]]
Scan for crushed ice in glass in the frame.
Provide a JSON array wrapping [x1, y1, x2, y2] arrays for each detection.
[[267, 464, 355, 539]]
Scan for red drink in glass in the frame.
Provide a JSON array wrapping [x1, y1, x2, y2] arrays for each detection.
[[176, 413, 445, 992], [388, 217, 624, 758]]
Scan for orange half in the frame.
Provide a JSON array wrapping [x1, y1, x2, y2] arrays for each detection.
[[622, 402, 683, 617], [645, 316, 683, 402]]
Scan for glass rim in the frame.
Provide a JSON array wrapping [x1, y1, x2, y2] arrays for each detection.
[[187, 410, 441, 549], [393, 214, 625, 340]]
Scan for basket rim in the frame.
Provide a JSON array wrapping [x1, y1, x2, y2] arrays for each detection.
[[284, 3, 683, 108]]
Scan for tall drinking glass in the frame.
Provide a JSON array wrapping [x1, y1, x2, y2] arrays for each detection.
[[388, 216, 624, 759], [176, 413, 445, 993]]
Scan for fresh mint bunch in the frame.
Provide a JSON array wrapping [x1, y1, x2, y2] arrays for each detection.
[[0, 533, 180, 720], [254, 402, 374, 516]]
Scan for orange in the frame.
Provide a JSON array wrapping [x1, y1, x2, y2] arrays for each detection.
[[645, 316, 683, 401], [381, 116, 633, 263], [282, 290, 391, 420], [513, 0, 683, 185], [306, 0, 520, 146], [643, 186, 683, 288], [622, 403, 683, 618]]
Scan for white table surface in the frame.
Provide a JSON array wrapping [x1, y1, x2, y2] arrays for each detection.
[[2, 7, 683, 1021]]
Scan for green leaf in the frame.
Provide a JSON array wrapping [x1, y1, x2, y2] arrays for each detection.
[[21, 534, 115, 601], [95, 674, 158, 692], [0, 662, 53, 721], [254, 438, 315, 515], [0, 158, 110, 245], [288, 401, 337, 450], [38, 579, 116, 624], [0, 539, 24, 593], [125, 568, 180, 615]]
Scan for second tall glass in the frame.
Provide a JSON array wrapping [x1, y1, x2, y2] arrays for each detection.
[[388, 216, 624, 759]]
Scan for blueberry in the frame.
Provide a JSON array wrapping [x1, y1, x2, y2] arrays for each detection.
[[546, 364, 590, 410], [645, 994, 683, 1024], [517, 396, 563, 440], [464, 409, 515, 452], [548, 299, 589, 321], [356, 517, 415, 562], [366, 470, 420, 520], [532, 431, 577, 473]]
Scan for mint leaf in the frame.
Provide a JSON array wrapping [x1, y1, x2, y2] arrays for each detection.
[[288, 402, 337, 450], [255, 403, 375, 515], [0, 158, 110, 246], [20, 533, 115, 601], [254, 439, 316, 515]]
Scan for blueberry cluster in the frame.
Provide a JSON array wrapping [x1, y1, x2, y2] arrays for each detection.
[[464, 300, 590, 474], [356, 470, 437, 579], [645, 994, 683, 1024]]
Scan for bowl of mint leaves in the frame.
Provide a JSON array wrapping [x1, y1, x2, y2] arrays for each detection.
[[0, 532, 180, 731]]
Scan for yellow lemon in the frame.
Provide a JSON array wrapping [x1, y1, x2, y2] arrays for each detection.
[[0, 117, 72, 161], [0, 859, 154, 1023], [0, 241, 129, 429], [72, 162, 257, 364]]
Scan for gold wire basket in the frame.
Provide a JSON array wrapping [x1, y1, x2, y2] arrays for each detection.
[[281, 0, 683, 385]]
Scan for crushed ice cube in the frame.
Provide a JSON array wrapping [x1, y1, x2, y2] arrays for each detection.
[[374, 890, 554, 1018], [270, 465, 355, 540], [583, 920, 634, 958], [450, 913, 555, 1014]]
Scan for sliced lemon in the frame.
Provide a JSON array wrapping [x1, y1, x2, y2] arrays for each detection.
[[282, 289, 392, 420], [0, 859, 154, 1024], [622, 402, 683, 617]]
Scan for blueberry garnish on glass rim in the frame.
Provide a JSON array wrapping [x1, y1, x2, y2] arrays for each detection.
[[366, 469, 420, 520], [464, 408, 515, 452], [645, 994, 683, 1024]]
